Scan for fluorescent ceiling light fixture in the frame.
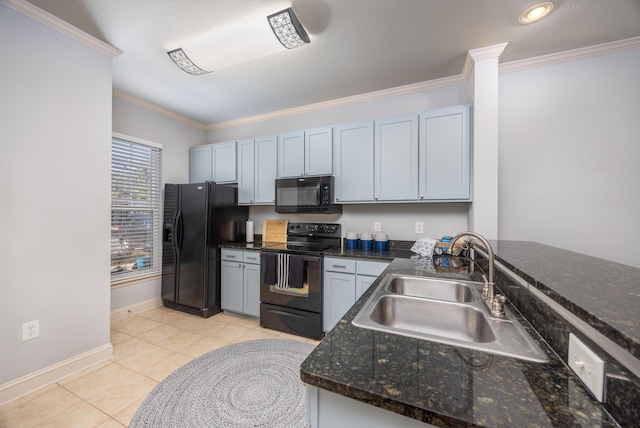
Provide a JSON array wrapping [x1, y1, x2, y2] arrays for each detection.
[[519, 2, 554, 24], [168, 7, 310, 75], [167, 48, 209, 76], [268, 8, 310, 49]]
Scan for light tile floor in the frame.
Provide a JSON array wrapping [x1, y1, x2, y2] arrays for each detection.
[[0, 307, 320, 427]]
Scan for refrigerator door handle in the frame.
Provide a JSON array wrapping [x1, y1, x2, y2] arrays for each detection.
[[176, 210, 184, 250]]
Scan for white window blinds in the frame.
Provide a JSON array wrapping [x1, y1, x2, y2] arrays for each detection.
[[111, 136, 162, 282]]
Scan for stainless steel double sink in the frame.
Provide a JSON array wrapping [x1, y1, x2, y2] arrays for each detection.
[[352, 274, 548, 363]]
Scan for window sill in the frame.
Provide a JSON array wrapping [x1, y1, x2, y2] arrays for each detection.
[[111, 272, 161, 289]]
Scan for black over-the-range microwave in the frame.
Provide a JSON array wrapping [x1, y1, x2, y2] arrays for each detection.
[[275, 176, 342, 214]]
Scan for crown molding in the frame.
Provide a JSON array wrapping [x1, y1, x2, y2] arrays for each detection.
[[113, 90, 207, 131], [468, 42, 509, 62], [205, 73, 468, 131], [113, 37, 639, 131], [0, 0, 121, 58], [499, 36, 640, 74]]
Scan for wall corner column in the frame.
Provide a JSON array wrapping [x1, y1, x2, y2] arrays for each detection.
[[466, 43, 507, 240]]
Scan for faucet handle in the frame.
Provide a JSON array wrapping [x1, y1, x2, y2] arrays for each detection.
[[491, 294, 506, 318], [481, 274, 489, 300]]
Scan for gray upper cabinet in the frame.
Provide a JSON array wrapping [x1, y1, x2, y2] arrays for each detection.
[[333, 121, 375, 203], [278, 127, 332, 178], [189, 145, 212, 183], [191, 105, 471, 203], [419, 105, 471, 201], [237, 139, 255, 205], [238, 135, 278, 205], [189, 141, 237, 184], [254, 135, 278, 204], [305, 127, 333, 176], [277, 131, 305, 178], [211, 141, 237, 183], [375, 115, 419, 201]]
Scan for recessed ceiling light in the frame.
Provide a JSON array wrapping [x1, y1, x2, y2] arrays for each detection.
[[519, 2, 554, 24]]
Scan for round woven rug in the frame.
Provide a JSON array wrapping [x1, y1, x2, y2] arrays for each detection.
[[130, 338, 315, 428]]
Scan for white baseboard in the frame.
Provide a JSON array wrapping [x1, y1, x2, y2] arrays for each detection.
[[0, 344, 113, 406], [110, 298, 163, 323]]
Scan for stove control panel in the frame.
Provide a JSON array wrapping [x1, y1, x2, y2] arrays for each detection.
[[288, 222, 341, 238]]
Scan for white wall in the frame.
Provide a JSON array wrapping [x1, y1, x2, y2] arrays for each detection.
[[0, 5, 113, 385], [111, 97, 206, 312], [248, 204, 469, 243], [498, 48, 640, 268]]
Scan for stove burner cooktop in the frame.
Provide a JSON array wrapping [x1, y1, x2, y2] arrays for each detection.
[[261, 222, 342, 255]]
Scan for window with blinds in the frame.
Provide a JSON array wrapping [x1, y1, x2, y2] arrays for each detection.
[[111, 135, 162, 282]]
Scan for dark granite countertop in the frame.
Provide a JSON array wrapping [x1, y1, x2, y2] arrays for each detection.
[[490, 240, 640, 360], [300, 255, 623, 427], [220, 241, 267, 250]]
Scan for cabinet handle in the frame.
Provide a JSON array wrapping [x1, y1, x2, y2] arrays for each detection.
[[332, 264, 347, 269], [419, 195, 424, 200], [228, 255, 236, 258], [246, 256, 257, 260], [374, 196, 378, 200], [336, 197, 340, 201]]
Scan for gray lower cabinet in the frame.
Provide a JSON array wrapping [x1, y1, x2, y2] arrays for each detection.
[[221, 249, 260, 317], [323, 257, 388, 332], [306, 386, 434, 428]]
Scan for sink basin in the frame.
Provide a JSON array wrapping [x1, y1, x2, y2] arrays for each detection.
[[370, 295, 495, 343], [352, 274, 548, 363], [386, 276, 474, 302]]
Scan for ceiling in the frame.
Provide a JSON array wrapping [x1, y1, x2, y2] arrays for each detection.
[[26, 0, 640, 127]]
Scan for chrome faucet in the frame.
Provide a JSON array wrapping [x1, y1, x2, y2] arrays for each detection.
[[450, 231, 505, 317]]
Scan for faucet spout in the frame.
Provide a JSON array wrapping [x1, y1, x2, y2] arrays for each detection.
[[450, 231, 498, 309]]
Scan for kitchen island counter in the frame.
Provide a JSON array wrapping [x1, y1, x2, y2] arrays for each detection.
[[301, 246, 634, 427]]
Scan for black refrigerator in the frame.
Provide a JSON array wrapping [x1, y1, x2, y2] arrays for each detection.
[[161, 182, 249, 317]]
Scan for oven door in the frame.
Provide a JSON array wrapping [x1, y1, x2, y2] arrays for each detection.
[[260, 252, 322, 313]]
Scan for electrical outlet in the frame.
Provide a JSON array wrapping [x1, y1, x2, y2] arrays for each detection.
[[22, 320, 40, 342], [568, 333, 604, 402], [415, 222, 424, 234], [374, 222, 381, 232]]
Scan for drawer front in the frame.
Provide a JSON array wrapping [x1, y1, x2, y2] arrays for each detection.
[[356, 260, 389, 277], [221, 249, 243, 262], [243, 251, 260, 264], [324, 257, 356, 274]]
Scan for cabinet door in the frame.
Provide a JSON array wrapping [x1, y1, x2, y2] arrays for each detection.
[[333, 122, 375, 202], [305, 127, 333, 176], [278, 131, 305, 178], [419, 105, 471, 201], [254, 135, 278, 204], [356, 275, 377, 300], [189, 145, 212, 183], [237, 139, 255, 205], [323, 271, 356, 332], [212, 141, 237, 183], [375, 115, 419, 201], [221, 261, 244, 313], [243, 262, 261, 317]]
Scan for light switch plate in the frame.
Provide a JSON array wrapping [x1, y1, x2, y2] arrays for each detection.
[[568, 333, 604, 402]]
